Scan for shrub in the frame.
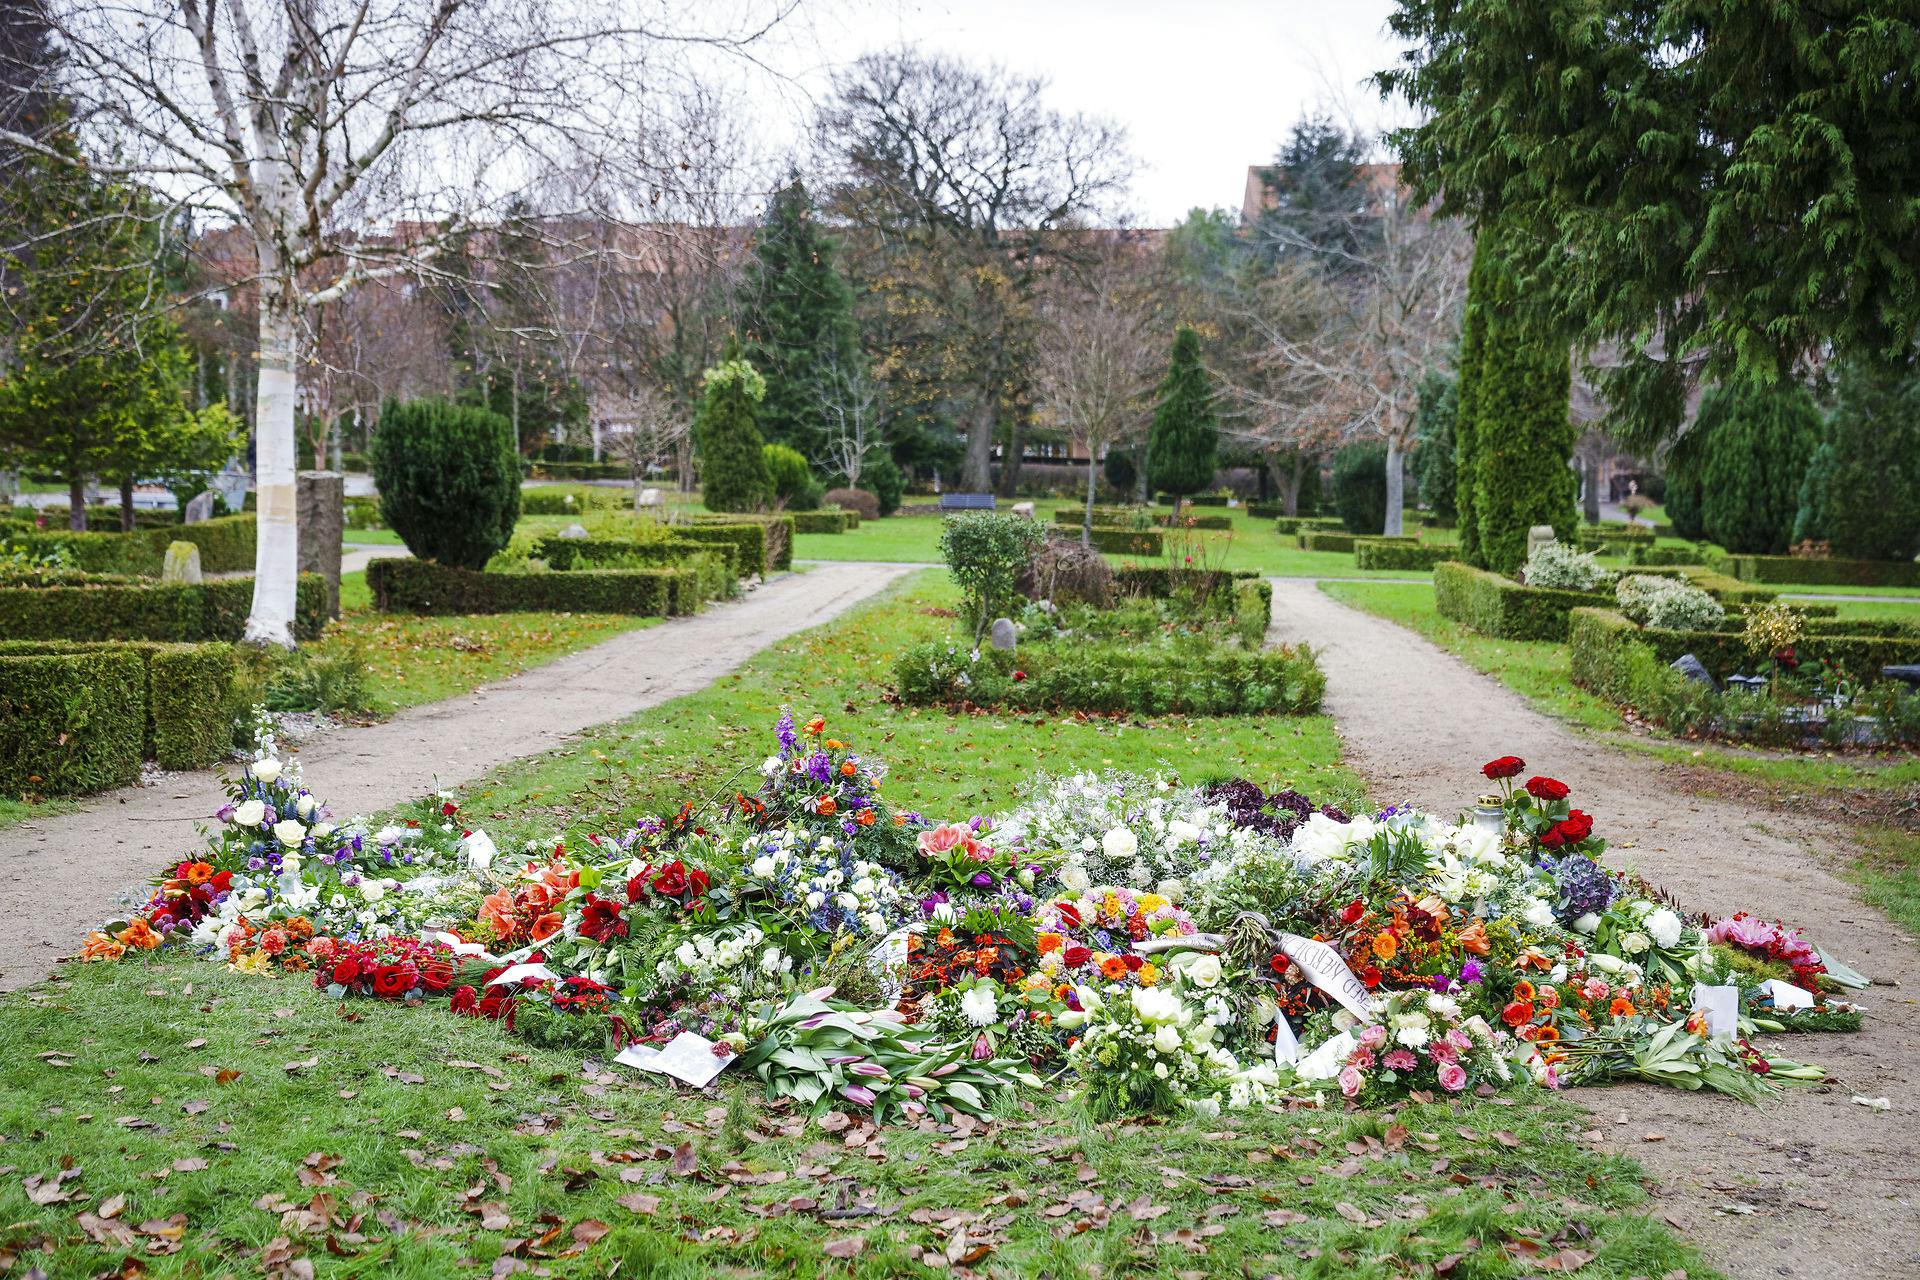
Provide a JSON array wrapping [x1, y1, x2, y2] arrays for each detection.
[[1523, 542, 1614, 592], [520, 487, 622, 515], [762, 442, 823, 510], [1695, 380, 1822, 554], [1144, 326, 1218, 510], [1331, 441, 1388, 534], [1274, 515, 1344, 535], [1087, 527, 1164, 555], [685, 513, 794, 575], [1017, 535, 1115, 607], [1434, 559, 1605, 641], [696, 355, 773, 513], [1159, 512, 1231, 531], [0, 514, 257, 576], [535, 536, 734, 599], [1414, 371, 1458, 521], [372, 399, 520, 569], [1725, 555, 1920, 588], [823, 487, 880, 521], [0, 640, 234, 772], [893, 638, 1324, 716], [1616, 574, 1725, 630], [1798, 363, 1920, 560], [0, 574, 327, 642], [0, 648, 145, 795], [789, 509, 849, 534], [367, 558, 704, 617], [1354, 539, 1450, 571], [1103, 448, 1137, 496], [1297, 530, 1360, 553], [861, 455, 905, 516], [1626, 542, 1715, 567], [940, 512, 1045, 637]]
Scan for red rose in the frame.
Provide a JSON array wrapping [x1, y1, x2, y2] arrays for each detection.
[[1524, 776, 1569, 801], [419, 958, 454, 992], [1502, 999, 1535, 1028], [371, 963, 414, 999], [477, 991, 508, 1020], [1340, 899, 1365, 925], [1555, 809, 1594, 843], [449, 985, 479, 1016], [331, 956, 363, 986], [441, 801, 458, 816], [579, 894, 628, 944], [1062, 944, 1092, 968], [1012, 670, 1027, 682], [1268, 953, 1291, 975], [1482, 755, 1525, 780], [1538, 826, 1567, 849], [652, 861, 689, 897]]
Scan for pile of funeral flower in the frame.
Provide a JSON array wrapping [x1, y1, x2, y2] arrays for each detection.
[[79, 713, 1866, 1123]]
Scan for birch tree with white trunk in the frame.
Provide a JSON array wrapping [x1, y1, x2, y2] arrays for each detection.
[[13, 0, 790, 645]]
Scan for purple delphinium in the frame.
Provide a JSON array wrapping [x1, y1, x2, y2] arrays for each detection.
[[776, 710, 798, 755]]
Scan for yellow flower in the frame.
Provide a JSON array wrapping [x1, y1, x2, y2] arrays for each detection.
[[1137, 962, 1160, 986], [1138, 894, 1168, 913], [227, 950, 271, 976]]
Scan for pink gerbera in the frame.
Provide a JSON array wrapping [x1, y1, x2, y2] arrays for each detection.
[[1383, 1049, 1418, 1071]]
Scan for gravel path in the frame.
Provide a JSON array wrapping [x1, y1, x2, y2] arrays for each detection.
[[0, 562, 911, 993], [1267, 580, 1920, 1280]]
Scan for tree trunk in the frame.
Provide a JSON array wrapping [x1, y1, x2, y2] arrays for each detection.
[[68, 474, 86, 531], [960, 395, 995, 493], [120, 476, 135, 532], [1271, 453, 1303, 517], [245, 291, 302, 648], [1082, 448, 1097, 547], [1384, 435, 1406, 536], [677, 434, 695, 493], [998, 406, 1025, 499], [1583, 455, 1601, 523]]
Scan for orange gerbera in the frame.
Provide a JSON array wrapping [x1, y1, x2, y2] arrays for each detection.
[[115, 917, 161, 950], [1511, 980, 1536, 1002], [1370, 932, 1398, 962], [815, 796, 838, 817], [806, 716, 825, 736], [530, 912, 563, 943], [1608, 996, 1637, 1018], [1037, 932, 1064, 955], [1533, 1026, 1560, 1044], [182, 861, 215, 886], [1099, 955, 1130, 980], [79, 931, 126, 962]]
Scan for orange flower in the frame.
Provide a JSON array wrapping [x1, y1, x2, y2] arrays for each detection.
[[806, 716, 825, 736], [1455, 920, 1491, 956], [1515, 947, 1554, 971], [840, 761, 857, 777], [79, 931, 126, 962], [1037, 932, 1064, 955], [1370, 932, 1398, 963], [856, 809, 876, 827], [183, 862, 215, 887], [1099, 955, 1130, 980], [893, 814, 908, 827], [115, 918, 161, 951], [1533, 1026, 1560, 1044], [530, 912, 563, 943], [1608, 996, 1637, 1018], [825, 738, 844, 750], [815, 796, 838, 817], [1511, 980, 1536, 1003], [480, 888, 517, 940], [936, 928, 956, 948], [1501, 999, 1535, 1028]]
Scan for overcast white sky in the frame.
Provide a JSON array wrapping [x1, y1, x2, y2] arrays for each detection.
[[755, 0, 1411, 226]]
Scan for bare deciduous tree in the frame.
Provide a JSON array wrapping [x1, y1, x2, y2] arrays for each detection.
[[816, 350, 882, 488], [13, 0, 790, 644]]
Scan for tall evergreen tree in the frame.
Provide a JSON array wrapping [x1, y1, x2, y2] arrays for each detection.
[[1796, 365, 1920, 561], [738, 178, 862, 465], [1145, 326, 1218, 518], [1468, 235, 1576, 574], [696, 346, 773, 513], [1453, 236, 1494, 566], [1695, 380, 1822, 554], [1413, 370, 1458, 521]]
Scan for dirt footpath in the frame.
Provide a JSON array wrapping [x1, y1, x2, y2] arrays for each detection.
[[1267, 579, 1920, 1280], [0, 562, 911, 993]]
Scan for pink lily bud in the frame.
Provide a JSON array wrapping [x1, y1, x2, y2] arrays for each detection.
[[850, 1061, 889, 1078], [971, 1032, 994, 1061], [842, 1083, 876, 1107]]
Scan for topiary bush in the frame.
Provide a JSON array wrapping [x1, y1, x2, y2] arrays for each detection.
[[1145, 326, 1218, 512], [762, 442, 823, 510], [1523, 541, 1614, 592], [696, 355, 773, 513], [1103, 448, 1138, 497], [1695, 379, 1822, 554], [1331, 441, 1388, 534], [0, 648, 146, 796], [1414, 371, 1458, 521], [372, 399, 520, 569], [823, 487, 880, 521], [940, 512, 1045, 640], [860, 454, 904, 516]]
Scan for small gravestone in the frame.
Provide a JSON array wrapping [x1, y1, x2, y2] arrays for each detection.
[[162, 540, 202, 584], [636, 487, 663, 509], [1526, 524, 1557, 561], [183, 490, 215, 524], [1010, 501, 1035, 519], [989, 617, 1017, 652], [1670, 653, 1717, 689], [557, 522, 590, 540]]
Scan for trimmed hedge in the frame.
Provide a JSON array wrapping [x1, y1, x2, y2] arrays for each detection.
[[0, 574, 327, 642], [894, 640, 1324, 716], [1157, 493, 1231, 507], [534, 535, 734, 601], [367, 557, 704, 617], [0, 640, 233, 771], [0, 648, 145, 795], [1111, 566, 1264, 598], [2, 514, 257, 576], [680, 514, 795, 576], [1245, 502, 1286, 519], [520, 487, 624, 515], [1301, 530, 1413, 554], [1354, 539, 1451, 571], [528, 461, 628, 481], [1726, 555, 1920, 588], [1434, 560, 1606, 641], [1625, 543, 1717, 567], [790, 509, 850, 535], [1086, 527, 1164, 556], [1274, 516, 1345, 536], [1570, 605, 1920, 685]]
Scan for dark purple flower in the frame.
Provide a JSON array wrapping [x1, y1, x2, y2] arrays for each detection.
[[1459, 959, 1484, 984], [969, 871, 995, 889], [776, 710, 798, 754]]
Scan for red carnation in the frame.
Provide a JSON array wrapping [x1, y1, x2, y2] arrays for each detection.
[[449, 984, 479, 1016], [1524, 776, 1570, 801], [1482, 755, 1525, 780], [1062, 944, 1092, 968], [1122, 954, 1143, 972]]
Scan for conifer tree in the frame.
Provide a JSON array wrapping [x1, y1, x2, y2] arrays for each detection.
[[1453, 236, 1493, 566], [737, 178, 863, 463], [1695, 380, 1822, 554], [696, 346, 773, 513], [1145, 326, 1218, 518]]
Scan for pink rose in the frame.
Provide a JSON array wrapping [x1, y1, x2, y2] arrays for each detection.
[[1338, 1066, 1364, 1098], [1357, 1023, 1389, 1051], [1437, 1062, 1468, 1092], [917, 824, 966, 856]]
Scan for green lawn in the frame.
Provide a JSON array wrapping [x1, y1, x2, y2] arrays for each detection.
[[0, 570, 1712, 1280]]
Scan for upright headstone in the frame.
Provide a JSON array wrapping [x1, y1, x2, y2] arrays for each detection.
[[989, 617, 1017, 652], [636, 487, 663, 509], [297, 470, 345, 620], [1010, 501, 1035, 518], [214, 462, 250, 514], [183, 490, 215, 524], [1526, 525, 1557, 561], [161, 541, 202, 585], [1670, 653, 1717, 689]]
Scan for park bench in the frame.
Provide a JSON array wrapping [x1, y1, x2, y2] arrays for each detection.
[[938, 492, 996, 512]]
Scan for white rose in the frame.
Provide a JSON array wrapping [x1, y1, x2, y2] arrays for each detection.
[[1523, 898, 1556, 930], [1101, 827, 1139, 861], [310, 823, 335, 841], [295, 794, 315, 819], [1621, 931, 1651, 956], [273, 819, 307, 847], [461, 829, 497, 871], [359, 880, 387, 904], [232, 800, 266, 827], [279, 854, 302, 877], [1130, 986, 1181, 1026], [750, 856, 777, 878], [249, 758, 283, 785], [1154, 1024, 1183, 1053], [1157, 878, 1184, 900], [1059, 863, 1091, 893], [1080, 835, 1097, 853], [1646, 908, 1683, 951], [1179, 953, 1224, 989], [1572, 913, 1601, 934]]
